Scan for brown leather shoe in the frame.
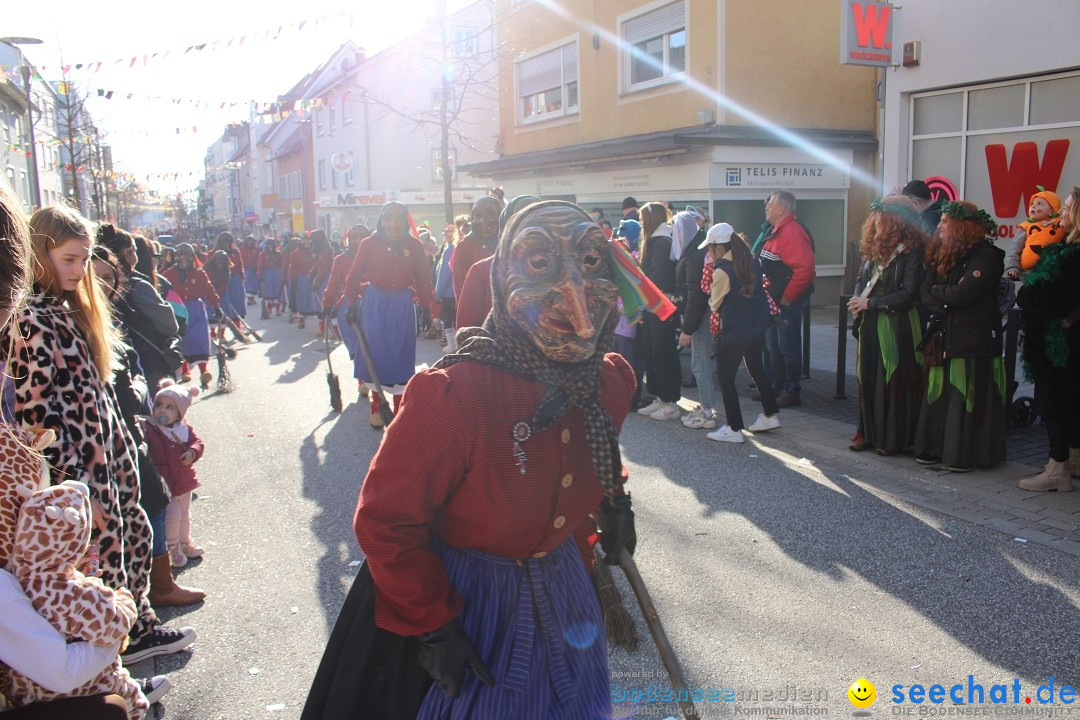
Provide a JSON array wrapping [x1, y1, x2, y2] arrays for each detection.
[[148, 554, 206, 607], [775, 390, 802, 408]]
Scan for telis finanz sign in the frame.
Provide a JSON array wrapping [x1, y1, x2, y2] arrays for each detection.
[[840, 0, 895, 67]]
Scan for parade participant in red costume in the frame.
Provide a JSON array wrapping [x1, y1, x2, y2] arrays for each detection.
[[450, 196, 500, 300], [321, 224, 370, 369], [240, 235, 260, 305], [287, 235, 316, 329], [160, 243, 220, 388], [343, 202, 434, 428], [301, 200, 637, 720]]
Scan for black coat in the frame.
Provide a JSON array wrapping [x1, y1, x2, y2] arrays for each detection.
[[855, 247, 924, 315], [920, 241, 1005, 359], [641, 232, 676, 295], [112, 346, 171, 518], [1017, 242, 1080, 371], [677, 244, 709, 335]]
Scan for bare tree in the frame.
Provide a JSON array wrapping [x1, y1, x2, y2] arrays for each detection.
[[33, 66, 95, 213]]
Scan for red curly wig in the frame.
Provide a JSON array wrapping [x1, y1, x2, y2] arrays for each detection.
[[929, 201, 990, 276], [859, 195, 928, 264]]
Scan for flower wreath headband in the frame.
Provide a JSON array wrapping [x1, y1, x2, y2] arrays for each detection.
[[939, 201, 998, 236], [868, 198, 924, 228]]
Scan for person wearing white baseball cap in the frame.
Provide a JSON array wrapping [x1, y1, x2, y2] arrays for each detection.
[[700, 223, 781, 443]]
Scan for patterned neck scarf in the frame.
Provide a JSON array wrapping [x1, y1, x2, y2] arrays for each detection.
[[434, 201, 623, 500]]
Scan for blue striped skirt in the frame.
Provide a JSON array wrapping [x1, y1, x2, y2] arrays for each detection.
[[228, 274, 247, 318], [261, 268, 283, 300], [294, 274, 322, 316], [180, 298, 211, 361], [337, 301, 358, 360], [353, 287, 416, 387], [417, 538, 610, 720]]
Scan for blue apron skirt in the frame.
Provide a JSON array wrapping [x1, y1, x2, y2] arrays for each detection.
[[262, 267, 283, 302], [337, 301, 359, 360], [417, 537, 610, 720], [228, 274, 247, 318], [244, 268, 260, 295], [353, 287, 416, 387], [180, 298, 211, 362]]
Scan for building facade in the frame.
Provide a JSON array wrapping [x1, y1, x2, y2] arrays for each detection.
[[881, 0, 1080, 250], [465, 0, 882, 302]]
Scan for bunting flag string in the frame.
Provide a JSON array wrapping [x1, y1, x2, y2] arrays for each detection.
[[18, 10, 352, 75]]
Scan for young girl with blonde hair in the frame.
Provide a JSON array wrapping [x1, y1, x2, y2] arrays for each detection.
[[4, 205, 195, 664]]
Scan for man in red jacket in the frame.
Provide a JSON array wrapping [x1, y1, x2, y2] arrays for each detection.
[[758, 190, 816, 408]]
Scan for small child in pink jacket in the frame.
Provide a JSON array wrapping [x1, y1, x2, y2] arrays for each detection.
[[144, 380, 205, 568]]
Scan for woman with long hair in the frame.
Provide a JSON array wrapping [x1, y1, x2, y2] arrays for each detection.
[[913, 201, 1007, 471], [847, 196, 928, 455], [3, 205, 195, 666], [1016, 186, 1080, 492], [634, 201, 682, 421], [701, 224, 780, 443]]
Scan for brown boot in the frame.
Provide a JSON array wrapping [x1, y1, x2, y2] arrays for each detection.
[[148, 553, 206, 606], [1069, 448, 1080, 479], [1019, 459, 1074, 493]]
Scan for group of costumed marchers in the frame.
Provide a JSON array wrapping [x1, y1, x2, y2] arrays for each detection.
[[301, 200, 656, 720], [160, 243, 221, 388]]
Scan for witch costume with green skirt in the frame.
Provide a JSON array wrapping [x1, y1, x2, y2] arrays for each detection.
[[854, 247, 925, 454], [913, 205, 1007, 471]]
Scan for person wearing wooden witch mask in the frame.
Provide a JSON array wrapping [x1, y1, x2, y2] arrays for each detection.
[[301, 201, 637, 720]]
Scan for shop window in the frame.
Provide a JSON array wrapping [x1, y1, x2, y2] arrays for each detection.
[[968, 84, 1025, 131], [1030, 75, 1080, 126], [621, 0, 685, 92], [913, 93, 962, 135], [911, 137, 962, 187], [516, 40, 579, 124]]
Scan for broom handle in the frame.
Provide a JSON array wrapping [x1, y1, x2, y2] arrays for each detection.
[[323, 317, 334, 374], [618, 549, 700, 720], [349, 317, 394, 424]]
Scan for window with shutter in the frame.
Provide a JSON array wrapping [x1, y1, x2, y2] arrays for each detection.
[[621, 0, 686, 92], [515, 39, 580, 125]]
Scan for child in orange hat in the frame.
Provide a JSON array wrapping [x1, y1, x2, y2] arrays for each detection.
[[1005, 187, 1066, 279]]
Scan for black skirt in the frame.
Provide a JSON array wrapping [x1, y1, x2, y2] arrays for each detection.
[[300, 561, 433, 720]]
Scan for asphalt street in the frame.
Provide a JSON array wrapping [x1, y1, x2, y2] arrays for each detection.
[[141, 315, 1080, 720]]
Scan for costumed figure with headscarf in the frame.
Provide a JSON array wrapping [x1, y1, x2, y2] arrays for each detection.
[[204, 250, 239, 343], [847, 196, 928, 455], [240, 235, 261, 303], [215, 232, 247, 320], [303, 230, 335, 335], [450, 197, 501, 301], [913, 201, 1007, 471], [300, 200, 637, 720], [288, 234, 317, 329], [322, 224, 370, 365], [160, 243, 220, 389], [258, 239, 284, 318], [343, 202, 435, 428]]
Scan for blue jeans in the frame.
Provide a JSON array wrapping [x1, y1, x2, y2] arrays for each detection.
[[765, 295, 808, 395], [690, 321, 716, 411], [150, 508, 167, 557]]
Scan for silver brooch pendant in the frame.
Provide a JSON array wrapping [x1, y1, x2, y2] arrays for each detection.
[[511, 421, 531, 475]]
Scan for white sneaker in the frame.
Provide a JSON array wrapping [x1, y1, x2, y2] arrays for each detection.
[[707, 425, 745, 443], [681, 406, 717, 430], [747, 413, 781, 433], [637, 398, 663, 416], [649, 402, 681, 421]]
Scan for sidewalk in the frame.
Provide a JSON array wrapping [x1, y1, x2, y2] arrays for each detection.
[[676, 304, 1080, 557]]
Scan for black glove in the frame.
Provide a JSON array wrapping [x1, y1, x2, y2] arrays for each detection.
[[322, 306, 335, 320], [345, 303, 358, 326], [417, 618, 495, 698], [212, 308, 223, 323], [598, 494, 636, 566]]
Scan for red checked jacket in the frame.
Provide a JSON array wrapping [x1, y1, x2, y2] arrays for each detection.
[[160, 266, 220, 310], [344, 230, 434, 308], [354, 353, 635, 636]]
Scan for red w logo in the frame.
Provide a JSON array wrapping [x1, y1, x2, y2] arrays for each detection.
[[851, 2, 893, 49], [984, 140, 1070, 217]]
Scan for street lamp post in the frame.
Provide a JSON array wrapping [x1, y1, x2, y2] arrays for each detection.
[[20, 64, 41, 208]]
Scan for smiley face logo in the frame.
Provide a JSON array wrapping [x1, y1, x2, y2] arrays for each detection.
[[848, 678, 876, 708]]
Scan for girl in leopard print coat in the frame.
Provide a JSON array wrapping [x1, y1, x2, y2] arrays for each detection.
[[2, 205, 160, 644]]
